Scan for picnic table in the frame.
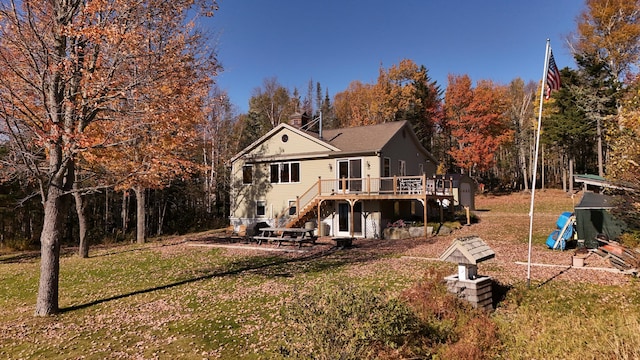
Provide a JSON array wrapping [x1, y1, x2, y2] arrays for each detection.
[[252, 227, 317, 248]]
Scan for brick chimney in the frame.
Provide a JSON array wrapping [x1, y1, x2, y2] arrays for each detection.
[[289, 112, 310, 129]]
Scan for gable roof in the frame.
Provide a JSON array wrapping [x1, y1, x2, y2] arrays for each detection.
[[231, 120, 436, 163], [321, 121, 407, 152], [439, 236, 495, 265], [230, 123, 339, 163]]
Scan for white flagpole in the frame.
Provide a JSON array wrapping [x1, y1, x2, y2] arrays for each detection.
[[527, 39, 552, 288]]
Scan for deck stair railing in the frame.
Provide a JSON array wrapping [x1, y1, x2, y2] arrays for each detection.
[[275, 175, 454, 228]]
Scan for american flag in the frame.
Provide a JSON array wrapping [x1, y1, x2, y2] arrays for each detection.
[[545, 49, 561, 99]]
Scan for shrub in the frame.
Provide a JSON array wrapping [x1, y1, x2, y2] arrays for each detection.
[[280, 269, 503, 359], [0, 237, 37, 252], [619, 232, 640, 249], [401, 268, 502, 359], [279, 283, 422, 359]]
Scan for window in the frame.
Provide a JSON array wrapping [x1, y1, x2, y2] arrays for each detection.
[[288, 200, 297, 216], [242, 165, 253, 184], [399, 160, 406, 176], [270, 162, 300, 183], [280, 163, 290, 183], [291, 163, 300, 182], [270, 164, 279, 183], [256, 200, 266, 217], [383, 158, 391, 177]]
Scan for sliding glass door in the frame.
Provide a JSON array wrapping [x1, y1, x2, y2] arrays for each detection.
[[337, 159, 362, 192]]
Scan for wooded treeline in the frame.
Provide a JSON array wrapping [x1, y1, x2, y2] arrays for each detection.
[[0, 0, 639, 315]]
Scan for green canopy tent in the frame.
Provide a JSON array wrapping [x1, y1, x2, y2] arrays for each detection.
[[574, 192, 626, 248]]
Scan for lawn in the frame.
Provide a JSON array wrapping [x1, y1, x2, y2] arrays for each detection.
[[1, 189, 639, 359]]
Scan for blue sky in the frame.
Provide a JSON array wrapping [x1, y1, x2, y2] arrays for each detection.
[[206, 1, 585, 112]]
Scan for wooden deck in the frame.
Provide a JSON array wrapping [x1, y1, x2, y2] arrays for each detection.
[[276, 175, 456, 230]]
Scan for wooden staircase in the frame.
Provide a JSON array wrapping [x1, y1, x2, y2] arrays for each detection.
[[281, 197, 321, 228]]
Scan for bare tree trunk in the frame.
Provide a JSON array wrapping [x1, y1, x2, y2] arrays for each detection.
[[36, 197, 63, 315], [73, 180, 89, 258], [541, 144, 545, 191], [569, 158, 575, 193], [519, 145, 529, 191], [121, 191, 129, 235], [562, 154, 568, 192], [133, 186, 146, 244], [35, 188, 65, 316], [157, 200, 166, 236], [597, 117, 604, 177], [35, 157, 73, 316], [105, 189, 109, 234]]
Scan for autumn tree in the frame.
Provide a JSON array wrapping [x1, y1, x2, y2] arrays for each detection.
[[248, 77, 296, 129], [608, 73, 640, 229], [569, 0, 640, 92], [0, 0, 217, 316], [333, 59, 442, 138], [444, 75, 512, 176], [505, 78, 537, 191], [333, 80, 380, 126], [202, 89, 237, 217]]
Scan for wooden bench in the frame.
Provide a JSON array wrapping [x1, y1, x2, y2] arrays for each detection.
[[251, 236, 271, 245]]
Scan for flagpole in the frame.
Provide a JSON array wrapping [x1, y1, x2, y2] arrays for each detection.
[[527, 39, 552, 288]]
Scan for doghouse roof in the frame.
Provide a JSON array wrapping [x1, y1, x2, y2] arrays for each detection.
[[440, 236, 495, 265]]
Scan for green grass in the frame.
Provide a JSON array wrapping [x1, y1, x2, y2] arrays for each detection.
[[494, 280, 640, 359], [1, 189, 639, 359]]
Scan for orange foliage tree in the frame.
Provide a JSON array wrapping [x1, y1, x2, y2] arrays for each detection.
[[333, 80, 381, 126], [333, 59, 442, 149], [570, 0, 640, 87], [444, 74, 513, 175], [0, 0, 217, 316]]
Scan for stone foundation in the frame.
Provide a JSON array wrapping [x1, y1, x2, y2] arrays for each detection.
[[383, 226, 433, 239], [444, 274, 493, 312]]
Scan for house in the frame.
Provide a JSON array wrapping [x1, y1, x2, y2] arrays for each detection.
[[229, 116, 458, 238]]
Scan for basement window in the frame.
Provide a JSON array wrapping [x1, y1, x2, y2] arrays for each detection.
[[256, 200, 266, 217]]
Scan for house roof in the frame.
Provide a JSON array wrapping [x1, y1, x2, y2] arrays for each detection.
[[321, 121, 407, 152], [439, 236, 495, 265], [321, 120, 437, 163], [230, 120, 436, 164]]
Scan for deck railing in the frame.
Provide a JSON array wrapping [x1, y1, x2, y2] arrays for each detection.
[[318, 175, 453, 196], [275, 175, 454, 227]]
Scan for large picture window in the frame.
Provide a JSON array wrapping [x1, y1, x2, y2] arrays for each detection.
[[242, 165, 253, 184], [270, 162, 300, 183]]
